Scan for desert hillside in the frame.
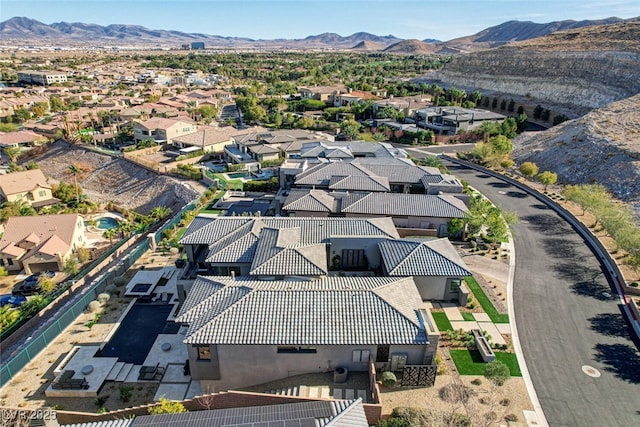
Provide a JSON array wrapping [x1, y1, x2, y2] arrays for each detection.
[[512, 94, 640, 209], [29, 141, 203, 214], [419, 20, 640, 114]]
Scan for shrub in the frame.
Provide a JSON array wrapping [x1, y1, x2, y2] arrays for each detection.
[[148, 396, 187, 415], [439, 382, 473, 403], [470, 378, 482, 386], [94, 396, 108, 407], [630, 281, 639, 288], [113, 277, 127, 287], [0, 267, 7, 276], [86, 300, 101, 313], [105, 284, 120, 296], [381, 371, 397, 387], [484, 360, 511, 386], [505, 414, 518, 422], [97, 293, 110, 304], [119, 385, 132, 402]]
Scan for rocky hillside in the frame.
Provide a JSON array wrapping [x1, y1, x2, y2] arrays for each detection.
[[419, 20, 640, 114], [443, 17, 624, 52], [351, 40, 385, 51], [384, 39, 437, 54], [512, 94, 640, 209], [30, 141, 203, 215]]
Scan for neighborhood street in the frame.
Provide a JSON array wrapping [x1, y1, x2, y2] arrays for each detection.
[[423, 153, 640, 427]]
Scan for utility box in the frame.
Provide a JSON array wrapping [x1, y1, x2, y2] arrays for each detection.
[[390, 353, 408, 371]]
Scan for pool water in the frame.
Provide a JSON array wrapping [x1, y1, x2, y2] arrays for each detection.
[[93, 217, 119, 230], [227, 171, 251, 179]]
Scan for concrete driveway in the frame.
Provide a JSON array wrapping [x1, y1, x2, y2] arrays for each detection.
[[438, 159, 640, 427]]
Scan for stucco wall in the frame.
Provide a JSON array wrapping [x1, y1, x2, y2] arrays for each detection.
[[329, 236, 388, 269], [190, 344, 427, 391], [413, 276, 449, 300]]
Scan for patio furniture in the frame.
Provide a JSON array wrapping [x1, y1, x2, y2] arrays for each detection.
[[138, 363, 165, 380], [51, 370, 90, 390]]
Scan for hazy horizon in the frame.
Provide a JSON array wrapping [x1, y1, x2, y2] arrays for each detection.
[[2, 0, 639, 41]]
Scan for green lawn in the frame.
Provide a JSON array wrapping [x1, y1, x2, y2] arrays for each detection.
[[449, 349, 522, 376], [461, 312, 476, 321], [465, 276, 509, 323], [431, 312, 453, 332]]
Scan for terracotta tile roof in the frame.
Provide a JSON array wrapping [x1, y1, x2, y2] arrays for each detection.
[[0, 130, 44, 146]]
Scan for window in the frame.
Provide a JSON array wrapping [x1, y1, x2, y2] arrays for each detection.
[[0, 259, 4, 267], [38, 190, 46, 197], [277, 346, 317, 354], [197, 346, 211, 360], [376, 345, 390, 363], [7, 258, 13, 266], [352, 349, 370, 363], [449, 279, 462, 293]]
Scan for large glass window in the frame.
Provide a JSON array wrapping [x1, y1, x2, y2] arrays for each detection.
[[449, 279, 462, 293]]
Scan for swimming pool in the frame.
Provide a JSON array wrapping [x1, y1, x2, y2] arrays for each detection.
[[95, 217, 119, 230], [226, 171, 252, 179]]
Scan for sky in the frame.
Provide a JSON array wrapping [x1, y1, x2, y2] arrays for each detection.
[[1, 0, 639, 41]]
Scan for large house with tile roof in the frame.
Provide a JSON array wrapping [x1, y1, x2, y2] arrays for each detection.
[[0, 169, 58, 209], [133, 117, 196, 145], [176, 275, 438, 391], [282, 189, 468, 235], [0, 213, 86, 274], [292, 157, 463, 194]]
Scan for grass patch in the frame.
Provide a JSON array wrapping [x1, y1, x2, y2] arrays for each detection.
[[465, 276, 509, 324], [431, 312, 453, 332], [461, 312, 476, 321], [175, 228, 187, 240], [450, 349, 521, 376]]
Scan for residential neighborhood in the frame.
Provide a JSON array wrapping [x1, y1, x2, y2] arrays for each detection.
[[0, 12, 639, 427]]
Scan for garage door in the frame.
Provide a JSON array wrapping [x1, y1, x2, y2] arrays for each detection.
[[29, 262, 59, 273]]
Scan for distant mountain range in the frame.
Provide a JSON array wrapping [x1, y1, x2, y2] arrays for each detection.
[[0, 16, 633, 52]]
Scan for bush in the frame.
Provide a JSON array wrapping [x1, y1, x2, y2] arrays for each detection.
[[0, 266, 8, 276], [86, 300, 101, 313], [630, 281, 639, 288], [97, 293, 110, 304], [119, 385, 132, 402], [113, 277, 127, 287], [484, 360, 511, 386], [439, 382, 473, 403], [148, 396, 187, 415], [505, 414, 518, 422], [381, 371, 397, 387], [105, 284, 120, 296]]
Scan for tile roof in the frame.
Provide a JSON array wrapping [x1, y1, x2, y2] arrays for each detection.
[[0, 130, 44, 146], [378, 239, 471, 277], [176, 276, 428, 346], [172, 125, 237, 147], [126, 399, 368, 427], [327, 175, 390, 192], [250, 227, 327, 276], [0, 213, 81, 261], [282, 189, 337, 212], [341, 193, 468, 218], [0, 169, 50, 196], [135, 117, 193, 130], [180, 216, 400, 248]]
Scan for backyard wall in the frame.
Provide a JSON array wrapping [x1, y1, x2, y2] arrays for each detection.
[[55, 390, 382, 425]]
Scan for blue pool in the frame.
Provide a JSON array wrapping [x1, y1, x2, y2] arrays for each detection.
[[92, 217, 119, 230]]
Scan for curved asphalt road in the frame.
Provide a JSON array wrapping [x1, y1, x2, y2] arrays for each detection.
[[437, 158, 640, 426]]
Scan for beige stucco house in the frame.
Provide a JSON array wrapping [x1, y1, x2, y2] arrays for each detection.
[[0, 213, 86, 274], [133, 117, 197, 145], [0, 169, 58, 208]]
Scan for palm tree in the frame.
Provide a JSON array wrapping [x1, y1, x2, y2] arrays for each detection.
[[150, 206, 172, 221], [68, 164, 83, 206], [102, 228, 117, 244], [3, 146, 21, 163]]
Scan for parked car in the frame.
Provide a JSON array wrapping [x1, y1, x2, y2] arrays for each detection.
[[12, 281, 40, 296], [0, 294, 27, 307], [0, 294, 12, 307], [24, 271, 55, 285]]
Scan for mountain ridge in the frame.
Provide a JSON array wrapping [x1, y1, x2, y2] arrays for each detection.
[[1, 16, 634, 51]]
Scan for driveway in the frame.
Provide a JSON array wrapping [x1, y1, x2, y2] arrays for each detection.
[[438, 158, 640, 427]]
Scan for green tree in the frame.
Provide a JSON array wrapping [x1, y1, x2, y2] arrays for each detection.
[[197, 105, 218, 123], [68, 164, 83, 206], [0, 306, 20, 331], [37, 275, 57, 294], [340, 119, 361, 141], [533, 105, 543, 120], [3, 146, 22, 163], [447, 218, 466, 239], [13, 108, 31, 122], [519, 162, 539, 178], [148, 397, 187, 415], [102, 228, 118, 244], [488, 135, 513, 157], [150, 206, 172, 221], [63, 257, 80, 276], [537, 170, 558, 191], [484, 360, 511, 386]]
